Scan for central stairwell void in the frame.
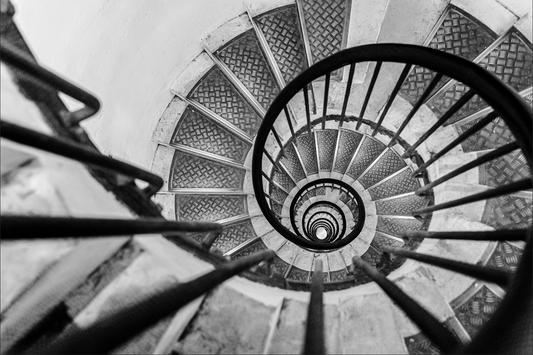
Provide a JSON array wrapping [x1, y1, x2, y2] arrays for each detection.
[[1, 0, 532, 354]]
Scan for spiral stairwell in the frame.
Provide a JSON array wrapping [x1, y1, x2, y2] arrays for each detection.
[[1, 0, 532, 354]]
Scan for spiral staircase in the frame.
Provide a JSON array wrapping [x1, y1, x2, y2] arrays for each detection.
[[1, 0, 532, 354]]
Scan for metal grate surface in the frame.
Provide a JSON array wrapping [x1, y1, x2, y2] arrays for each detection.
[[301, 0, 349, 63], [216, 30, 279, 110], [255, 5, 308, 82], [333, 130, 363, 174], [280, 143, 306, 182], [358, 149, 406, 189], [212, 221, 257, 254], [486, 241, 524, 272], [188, 67, 262, 136], [376, 194, 429, 216], [453, 285, 503, 337], [170, 152, 245, 189], [368, 168, 420, 200], [176, 195, 246, 222], [346, 137, 385, 180], [296, 133, 319, 175], [457, 115, 513, 152], [400, 8, 496, 104], [172, 107, 250, 162], [316, 130, 337, 171], [481, 195, 532, 230], [479, 150, 530, 187]]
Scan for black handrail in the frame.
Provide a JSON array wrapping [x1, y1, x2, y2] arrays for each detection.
[[1, 120, 164, 197], [0, 40, 100, 125], [303, 259, 324, 354]]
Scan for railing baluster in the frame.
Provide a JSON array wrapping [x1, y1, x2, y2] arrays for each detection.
[[402, 90, 476, 158], [1, 120, 163, 197], [272, 128, 286, 157], [284, 107, 297, 147], [402, 230, 528, 241], [372, 64, 412, 136], [1, 216, 222, 239], [41, 250, 275, 355], [416, 142, 520, 195], [303, 259, 324, 355], [388, 73, 444, 147], [413, 179, 532, 215], [381, 246, 513, 287], [303, 84, 312, 136], [357, 61, 382, 130], [412, 111, 499, 176], [322, 73, 330, 130], [340, 63, 356, 128], [201, 231, 222, 250], [352, 256, 461, 353]]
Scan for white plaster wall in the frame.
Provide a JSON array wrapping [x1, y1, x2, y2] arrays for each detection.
[[11, 0, 252, 170]]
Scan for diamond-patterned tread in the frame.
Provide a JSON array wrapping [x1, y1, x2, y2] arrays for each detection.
[[287, 265, 309, 282], [486, 241, 524, 272], [280, 143, 306, 182], [216, 30, 279, 110], [270, 255, 290, 276], [360, 245, 381, 267], [176, 195, 246, 222], [430, 30, 533, 124], [301, 0, 349, 63], [269, 184, 289, 205], [255, 5, 308, 82], [188, 67, 262, 136], [479, 150, 530, 187], [316, 130, 337, 171], [272, 167, 296, 193], [368, 168, 421, 200], [376, 217, 424, 236], [400, 7, 496, 105], [453, 285, 502, 337], [296, 132, 319, 175], [329, 269, 349, 282], [358, 149, 407, 189], [481, 195, 532, 230], [212, 220, 257, 255], [373, 233, 404, 250], [346, 136, 386, 180], [376, 194, 429, 216], [405, 333, 441, 354], [457, 115, 514, 152], [170, 151, 245, 189], [333, 130, 363, 174], [172, 106, 251, 162]]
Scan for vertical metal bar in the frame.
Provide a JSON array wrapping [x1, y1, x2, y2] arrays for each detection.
[[412, 111, 499, 175], [303, 84, 312, 136], [372, 64, 412, 136], [352, 257, 462, 353], [322, 73, 331, 130], [388, 73, 444, 147], [285, 107, 297, 146], [381, 246, 512, 287], [272, 129, 286, 157], [416, 142, 519, 195], [201, 231, 222, 250], [357, 61, 382, 130], [413, 179, 532, 215], [303, 259, 325, 355], [402, 90, 476, 158], [340, 63, 356, 127]]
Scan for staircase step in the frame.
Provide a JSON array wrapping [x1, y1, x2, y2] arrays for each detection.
[[267, 298, 341, 354], [175, 194, 246, 222], [174, 285, 276, 354], [375, 193, 429, 216], [296, 132, 319, 175], [170, 151, 245, 190], [215, 30, 280, 111], [188, 67, 263, 137], [340, 292, 407, 353], [315, 129, 337, 171], [345, 136, 386, 180], [359, 149, 407, 189], [171, 106, 251, 163], [255, 5, 308, 83], [368, 168, 421, 200], [333, 130, 363, 174]]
